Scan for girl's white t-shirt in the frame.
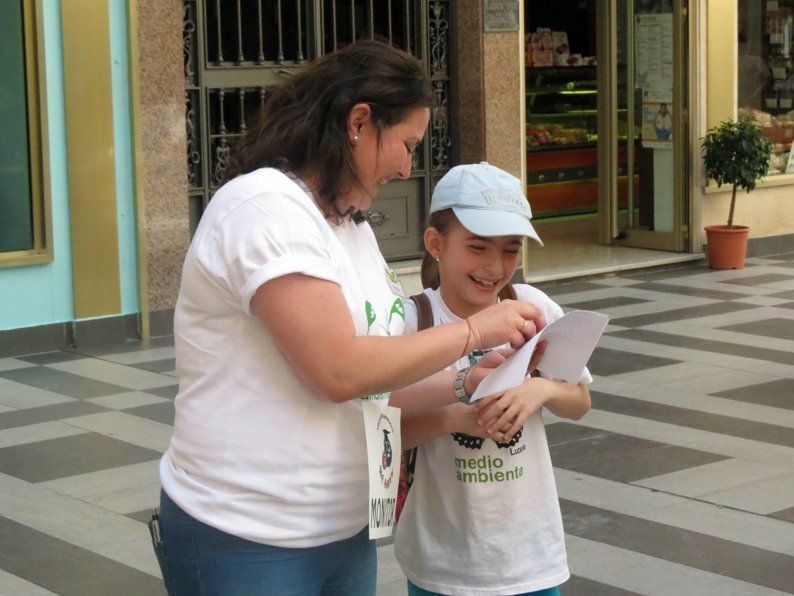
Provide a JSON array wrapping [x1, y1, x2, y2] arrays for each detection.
[[159, 168, 405, 548], [394, 285, 592, 596]]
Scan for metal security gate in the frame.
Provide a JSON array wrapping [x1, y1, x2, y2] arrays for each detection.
[[183, 0, 455, 259]]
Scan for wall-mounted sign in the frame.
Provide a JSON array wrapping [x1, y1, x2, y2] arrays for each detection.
[[484, 0, 519, 32]]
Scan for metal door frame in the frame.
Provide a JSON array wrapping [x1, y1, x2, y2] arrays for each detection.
[[598, 0, 691, 251], [183, 0, 456, 260]]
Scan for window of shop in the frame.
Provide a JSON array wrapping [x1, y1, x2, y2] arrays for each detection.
[[739, 0, 794, 176], [0, 0, 50, 266]]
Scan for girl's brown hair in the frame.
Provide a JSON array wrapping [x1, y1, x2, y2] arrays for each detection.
[[420, 209, 458, 289], [223, 40, 433, 218]]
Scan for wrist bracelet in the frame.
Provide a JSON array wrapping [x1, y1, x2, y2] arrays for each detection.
[[454, 366, 473, 404]]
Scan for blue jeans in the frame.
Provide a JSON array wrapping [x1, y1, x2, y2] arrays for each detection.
[[155, 489, 376, 595], [408, 579, 560, 596]]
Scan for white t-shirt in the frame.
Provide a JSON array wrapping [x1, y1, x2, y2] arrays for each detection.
[[394, 285, 592, 596], [159, 168, 405, 548]]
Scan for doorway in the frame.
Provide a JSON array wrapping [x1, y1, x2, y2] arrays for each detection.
[[523, 0, 697, 280]]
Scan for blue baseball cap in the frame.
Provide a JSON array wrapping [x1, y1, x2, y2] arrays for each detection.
[[430, 162, 543, 246]]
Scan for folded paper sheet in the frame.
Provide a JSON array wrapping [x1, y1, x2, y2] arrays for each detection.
[[470, 310, 609, 402]]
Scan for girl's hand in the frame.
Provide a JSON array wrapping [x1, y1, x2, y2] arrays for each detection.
[[473, 377, 555, 441], [445, 402, 512, 441], [467, 300, 545, 350]]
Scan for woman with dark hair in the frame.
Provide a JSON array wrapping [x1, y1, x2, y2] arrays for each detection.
[[155, 41, 544, 595]]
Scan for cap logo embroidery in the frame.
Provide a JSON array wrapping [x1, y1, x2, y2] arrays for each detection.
[[481, 189, 531, 215]]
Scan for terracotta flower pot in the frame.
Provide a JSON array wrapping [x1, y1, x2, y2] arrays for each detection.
[[704, 225, 749, 270]]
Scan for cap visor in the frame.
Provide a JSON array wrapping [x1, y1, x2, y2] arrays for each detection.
[[453, 207, 544, 246]]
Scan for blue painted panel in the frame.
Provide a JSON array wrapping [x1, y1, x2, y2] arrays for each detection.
[[0, 0, 74, 331], [109, 0, 139, 315]]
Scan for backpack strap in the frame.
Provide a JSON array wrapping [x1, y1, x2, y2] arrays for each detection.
[[409, 292, 434, 332], [498, 284, 517, 301]]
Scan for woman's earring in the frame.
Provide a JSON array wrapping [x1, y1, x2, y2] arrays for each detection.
[[352, 135, 360, 144], [434, 255, 440, 262]]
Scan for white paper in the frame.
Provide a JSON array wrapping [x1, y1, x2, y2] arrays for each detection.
[[362, 400, 401, 539], [470, 310, 609, 402]]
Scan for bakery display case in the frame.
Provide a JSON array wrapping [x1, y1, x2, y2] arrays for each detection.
[[526, 65, 636, 217]]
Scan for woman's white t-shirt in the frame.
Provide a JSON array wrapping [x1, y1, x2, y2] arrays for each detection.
[[394, 285, 592, 596], [159, 168, 405, 548]]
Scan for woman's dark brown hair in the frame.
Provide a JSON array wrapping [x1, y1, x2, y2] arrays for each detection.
[[421, 209, 458, 290], [224, 40, 433, 215]]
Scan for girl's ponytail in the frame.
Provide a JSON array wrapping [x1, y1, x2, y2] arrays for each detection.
[[419, 209, 458, 290], [420, 251, 441, 290]]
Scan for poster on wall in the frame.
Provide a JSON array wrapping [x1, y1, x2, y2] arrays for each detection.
[[641, 101, 674, 148], [634, 13, 673, 100]]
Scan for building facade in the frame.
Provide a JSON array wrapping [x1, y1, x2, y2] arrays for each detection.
[[1, 0, 792, 353]]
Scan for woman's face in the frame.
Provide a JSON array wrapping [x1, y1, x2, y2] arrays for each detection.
[[343, 106, 430, 212]]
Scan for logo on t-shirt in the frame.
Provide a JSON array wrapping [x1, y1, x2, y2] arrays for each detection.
[[363, 298, 405, 403]]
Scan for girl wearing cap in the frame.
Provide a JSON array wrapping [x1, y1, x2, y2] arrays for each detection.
[[395, 162, 593, 596], [156, 43, 545, 595]]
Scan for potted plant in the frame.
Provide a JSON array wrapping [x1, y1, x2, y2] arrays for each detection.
[[700, 116, 772, 269]]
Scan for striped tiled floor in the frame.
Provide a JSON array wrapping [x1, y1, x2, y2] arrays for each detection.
[[1, 255, 793, 595]]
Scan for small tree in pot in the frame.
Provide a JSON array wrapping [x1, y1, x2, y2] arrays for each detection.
[[700, 116, 772, 269]]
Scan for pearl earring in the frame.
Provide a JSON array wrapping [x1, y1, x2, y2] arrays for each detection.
[[434, 255, 440, 262], [352, 135, 360, 144]]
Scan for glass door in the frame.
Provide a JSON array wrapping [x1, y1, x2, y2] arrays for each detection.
[[599, 0, 689, 251]]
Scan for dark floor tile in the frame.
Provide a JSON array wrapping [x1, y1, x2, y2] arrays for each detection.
[[17, 351, 87, 365], [609, 301, 756, 328], [546, 421, 609, 446], [144, 384, 179, 400], [586, 347, 680, 376], [768, 506, 794, 523], [562, 575, 640, 596], [0, 433, 162, 482], [124, 401, 175, 426], [769, 251, 794, 260], [608, 329, 794, 366], [560, 500, 794, 593], [767, 260, 794, 269], [621, 264, 712, 281], [69, 335, 175, 357], [550, 426, 726, 483], [717, 317, 794, 342], [535, 280, 609, 298], [0, 400, 108, 430], [130, 358, 176, 373], [585, 444, 726, 483], [562, 296, 650, 312], [126, 508, 156, 524], [776, 301, 794, 310], [629, 281, 747, 301], [550, 429, 664, 471], [0, 367, 129, 399], [713, 379, 794, 410], [721, 273, 793, 287], [0, 515, 166, 596], [769, 290, 794, 300], [591, 392, 794, 448]]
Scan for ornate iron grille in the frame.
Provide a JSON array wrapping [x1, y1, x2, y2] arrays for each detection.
[[183, 0, 455, 258]]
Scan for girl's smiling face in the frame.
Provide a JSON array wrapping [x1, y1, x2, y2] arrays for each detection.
[[425, 218, 522, 319]]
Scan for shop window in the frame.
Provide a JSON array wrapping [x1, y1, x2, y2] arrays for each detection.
[[0, 0, 50, 265], [739, 0, 794, 176]]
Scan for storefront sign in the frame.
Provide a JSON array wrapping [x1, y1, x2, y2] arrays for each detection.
[[484, 1, 519, 32]]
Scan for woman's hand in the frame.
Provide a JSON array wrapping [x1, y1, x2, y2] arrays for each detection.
[[467, 300, 545, 351], [462, 348, 513, 396]]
